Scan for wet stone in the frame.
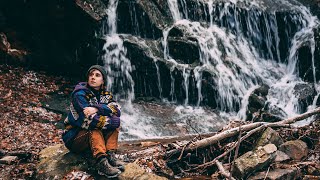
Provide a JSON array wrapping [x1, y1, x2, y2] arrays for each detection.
[[232, 144, 277, 179], [255, 127, 284, 148], [248, 168, 301, 180], [279, 140, 308, 160], [119, 163, 167, 180], [274, 150, 290, 162]]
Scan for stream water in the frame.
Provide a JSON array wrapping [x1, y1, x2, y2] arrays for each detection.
[[100, 0, 319, 140]]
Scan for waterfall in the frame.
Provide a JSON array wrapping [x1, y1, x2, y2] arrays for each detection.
[[168, 0, 182, 21], [98, 0, 320, 140], [170, 66, 176, 102], [164, 0, 319, 119], [154, 60, 163, 99], [183, 67, 190, 105], [287, 5, 317, 80], [194, 66, 203, 107], [106, 0, 118, 35], [101, 0, 134, 106]]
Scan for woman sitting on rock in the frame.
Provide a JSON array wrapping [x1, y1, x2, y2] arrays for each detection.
[[62, 65, 125, 178]]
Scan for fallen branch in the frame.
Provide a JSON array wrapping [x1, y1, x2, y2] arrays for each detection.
[[230, 125, 242, 178], [188, 122, 264, 151], [189, 124, 268, 171], [216, 160, 236, 180], [184, 107, 320, 153], [275, 107, 320, 125]]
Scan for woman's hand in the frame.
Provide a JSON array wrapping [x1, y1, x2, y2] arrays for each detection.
[[83, 107, 98, 118]]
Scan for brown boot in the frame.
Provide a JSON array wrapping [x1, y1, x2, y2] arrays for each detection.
[[96, 157, 121, 178], [107, 150, 126, 171]]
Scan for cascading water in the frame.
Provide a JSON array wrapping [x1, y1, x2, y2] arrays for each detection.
[[101, 0, 134, 105], [101, 0, 319, 140], [168, 0, 182, 21], [163, 0, 319, 120]]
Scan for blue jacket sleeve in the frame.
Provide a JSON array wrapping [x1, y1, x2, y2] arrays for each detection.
[[91, 104, 113, 116], [71, 91, 107, 130]]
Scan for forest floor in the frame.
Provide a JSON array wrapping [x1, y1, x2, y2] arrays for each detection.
[[0, 64, 71, 179]]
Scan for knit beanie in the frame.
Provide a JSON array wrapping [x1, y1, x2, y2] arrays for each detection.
[[86, 65, 108, 85]]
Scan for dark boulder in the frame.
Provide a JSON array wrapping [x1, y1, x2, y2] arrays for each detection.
[[246, 85, 270, 121], [293, 82, 317, 112], [168, 26, 184, 37], [246, 85, 290, 122], [252, 103, 287, 122], [167, 37, 199, 65]]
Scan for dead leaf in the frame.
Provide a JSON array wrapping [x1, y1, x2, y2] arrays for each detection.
[[3, 90, 12, 99]]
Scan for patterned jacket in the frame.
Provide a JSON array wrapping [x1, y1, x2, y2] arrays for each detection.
[[62, 82, 120, 146]]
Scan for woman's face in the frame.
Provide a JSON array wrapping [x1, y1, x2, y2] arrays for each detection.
[[88, 69, 104, 90]]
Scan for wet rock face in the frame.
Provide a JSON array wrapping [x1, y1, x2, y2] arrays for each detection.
[[244, 84, 316, 122], [121, 35, 208, 106], [314, 27, 320, 82], [182, 0, 209, 21], [293, 82, 317, 112], [75, 0, 107, 21], [117, 0, 165, 39], [246, 85, 269, 121], [167, 38, 199, 64]]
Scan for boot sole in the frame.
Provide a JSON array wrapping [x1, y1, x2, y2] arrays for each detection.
[[98, 170, 121, 178]]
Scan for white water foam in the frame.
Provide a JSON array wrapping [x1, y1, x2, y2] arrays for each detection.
[[163, 0, 319, 123]]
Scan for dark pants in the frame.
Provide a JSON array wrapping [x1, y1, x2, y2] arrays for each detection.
[[68, 128, 119, 159]]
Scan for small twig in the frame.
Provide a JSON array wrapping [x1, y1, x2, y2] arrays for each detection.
[[263, 166, 270, 180], [186, 119, 202, 139], [216, 160, 236, 180], [178, 144, 187, 160], [229, 125, 242, 179], [178, 136, 198, 160]]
